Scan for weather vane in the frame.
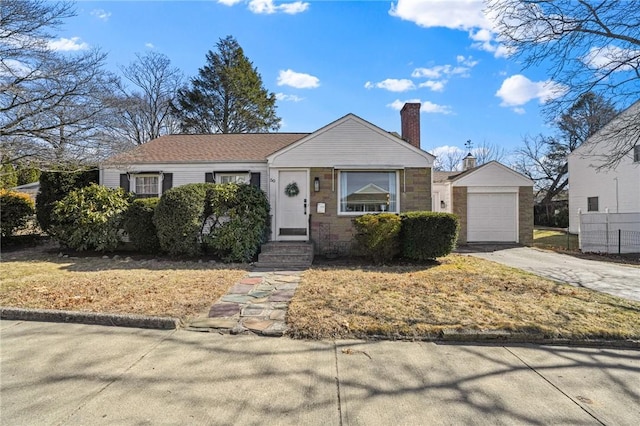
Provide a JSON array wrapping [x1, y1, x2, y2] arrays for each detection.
[[465, 139, 473, 151]]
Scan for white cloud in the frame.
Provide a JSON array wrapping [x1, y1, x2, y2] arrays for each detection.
[[90, 9, 111, 21], [513, 107, 526, 115], [387, 99, 453, 115], [419, 80, 446, 92], [277, 69, 319, 88], [389, 0, 510, 58], [583, 45, 640, 71], [431, 145, 464, 156], [495, 74, 566, 108], [0, 59, 31, 77], [421, 100, 453, 114], [389, 0, 490, 31], [48, 37, 89, 51], [411, 55, 477, 91], [145, 43, 155, 49], [220, 0, 309, 14], [365, 78, 415, 92], [276, 93, 304, 102]]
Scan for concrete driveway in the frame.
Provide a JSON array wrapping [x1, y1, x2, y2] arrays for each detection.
[[465, 247, 640, 302], [2, 320, 639, 425]]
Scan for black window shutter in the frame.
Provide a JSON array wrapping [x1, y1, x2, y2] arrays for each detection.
[[250, 172, 260, 188], [119, 174, 129, 191], [161, 173, 173, 194], [205, 172, 214, 183]]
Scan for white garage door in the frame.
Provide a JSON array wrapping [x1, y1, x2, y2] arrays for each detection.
[[467, 193, 517, 242]]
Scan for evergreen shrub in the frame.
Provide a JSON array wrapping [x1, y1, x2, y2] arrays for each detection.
[[153, 183, 209, 257], [36, 168, 98, 232], [50, 184, 130, 252], [0, 189, 35, 238], [400, 211, 459, 260], [353, 213, 402, 264], [124, 197, 160, 253], [202, 183, 270, 262]]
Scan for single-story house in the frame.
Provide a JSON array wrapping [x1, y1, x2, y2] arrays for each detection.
[[433, 157, 534, 245], [101, 102, 534, 253], [101, 103, 434, 255], [568, 100, 640, 234]]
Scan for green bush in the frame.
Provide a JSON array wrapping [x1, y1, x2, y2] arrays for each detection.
[[153, 183, 209, 257], [36, 168, 98, 232], [50, 184, 130, 252], [124, 197, 161, 253], [353, 213, 402, 264], [0, 189, 35, 238], [202, 183, 270, 262], [400, 211, 459, 260], [0, 163, 18, 189]]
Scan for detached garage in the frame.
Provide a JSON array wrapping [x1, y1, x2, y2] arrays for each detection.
[[433, 160, 533, 245]]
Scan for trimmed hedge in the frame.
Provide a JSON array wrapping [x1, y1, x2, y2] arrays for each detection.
[[50, 184, 130, 252], [0, 189, 35, 238], [124, 197, 161, 253], [36, 168, 98, 232], [153, 183, 209, 257], [202, 183, 270, 262], [400, 211, 459, 260], [353, 213, 401, 264]]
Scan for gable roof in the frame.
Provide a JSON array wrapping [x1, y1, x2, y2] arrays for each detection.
[[433, 160, 533, 186], [569, 99, 640, 158], [104, 133, 309, 165], [448, 161, 533, 186], [267, 113, 436, 166]]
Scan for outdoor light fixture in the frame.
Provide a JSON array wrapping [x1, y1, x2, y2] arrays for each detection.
[[314, 177, 320, 192], [440, 200, 446, 209]]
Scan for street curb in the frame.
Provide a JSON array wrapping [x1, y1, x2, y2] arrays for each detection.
[[0, 307, 180, 330]]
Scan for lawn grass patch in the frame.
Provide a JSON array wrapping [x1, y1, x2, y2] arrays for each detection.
[[287, 255, 640, 340], [534, 228, 578, 251], [0, 245, 247, 319]]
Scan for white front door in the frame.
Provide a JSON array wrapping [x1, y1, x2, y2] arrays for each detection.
[[276, 170, 309, 241]]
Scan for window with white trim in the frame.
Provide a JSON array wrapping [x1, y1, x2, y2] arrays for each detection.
[[587, 196, 599, 212], [216, 173, 249, 184], [339, 171, 398, 214], [134, 174, 160, 198]]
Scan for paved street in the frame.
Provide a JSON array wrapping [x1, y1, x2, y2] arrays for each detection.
[[467, 247, 640, 302], [1, 320, 639, 425]]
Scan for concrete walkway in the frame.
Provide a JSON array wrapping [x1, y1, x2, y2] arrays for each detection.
[[2, 320, 639, 425], [186, 270, 302, 336], [466, 247, 640, 302]]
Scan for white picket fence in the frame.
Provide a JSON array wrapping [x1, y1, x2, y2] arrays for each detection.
[[579, 212, 640, 254]]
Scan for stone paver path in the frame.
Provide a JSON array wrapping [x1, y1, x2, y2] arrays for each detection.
[[186, 271, 302, 336]]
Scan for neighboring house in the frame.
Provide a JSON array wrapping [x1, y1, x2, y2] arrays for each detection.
[[568, 101, 640, 234], [101, 103, 434, 254], [433, 157, 534, 245]]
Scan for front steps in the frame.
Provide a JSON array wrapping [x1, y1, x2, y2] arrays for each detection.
[[254, 241, 314, 269]]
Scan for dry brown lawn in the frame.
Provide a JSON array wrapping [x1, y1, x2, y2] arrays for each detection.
[[287, 255, 640, 340], [0, 244, 247, 319]]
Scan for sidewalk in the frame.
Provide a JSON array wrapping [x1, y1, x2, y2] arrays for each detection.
[[2, 320, 639, 425]]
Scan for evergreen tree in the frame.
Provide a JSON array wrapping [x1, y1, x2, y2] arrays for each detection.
[[173, 36, 280, 134]]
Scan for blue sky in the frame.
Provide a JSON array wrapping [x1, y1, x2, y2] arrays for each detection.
[[54, 0, 567, 163]]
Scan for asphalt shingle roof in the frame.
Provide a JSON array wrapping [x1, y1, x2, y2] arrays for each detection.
[[104, 133, 310, 165]]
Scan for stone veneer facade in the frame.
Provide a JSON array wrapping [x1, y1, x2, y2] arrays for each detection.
[[308, 167, 431, 255]]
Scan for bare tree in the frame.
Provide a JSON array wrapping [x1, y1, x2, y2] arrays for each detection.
[[433, 148, 465, 171], [487, 0, 640, 167], [514, 93, 618, 223], [1, 0, 119, 165], [112, 51, 184, 145], [432, 141, 507, 171], [472, 140, 508, 165]]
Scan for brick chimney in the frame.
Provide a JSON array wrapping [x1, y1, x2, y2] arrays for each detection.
[[401, 102, 421, 149]]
